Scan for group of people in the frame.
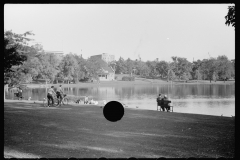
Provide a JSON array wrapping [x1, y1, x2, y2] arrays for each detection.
[[47, 85, 64, 107], [15, 87, 23, 100], [76, 96, 98, 105], [156, 93, 171, 112]]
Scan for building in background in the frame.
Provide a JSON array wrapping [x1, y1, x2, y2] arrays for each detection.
[[44, 51, 64, 61], [90, 53, 115, 63], [97, 66, 115, 81]]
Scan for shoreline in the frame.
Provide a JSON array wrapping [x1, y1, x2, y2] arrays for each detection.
[[4, 99, 233, 118], [19, 80, 235, 89]]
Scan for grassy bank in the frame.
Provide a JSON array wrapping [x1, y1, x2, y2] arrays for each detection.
[[4, 101, 234, 158]]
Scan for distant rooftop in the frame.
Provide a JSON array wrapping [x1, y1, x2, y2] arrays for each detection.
[[101, 66, 114, 73], [44, 51, 64, 54]]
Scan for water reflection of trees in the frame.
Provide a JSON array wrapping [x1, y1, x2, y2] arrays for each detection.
[[29, 88, 46, 100], [11, 84, 235, 101]]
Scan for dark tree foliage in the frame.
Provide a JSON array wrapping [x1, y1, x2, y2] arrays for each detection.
[[225, 5, 235, 28], [4, 38, 27, 73]]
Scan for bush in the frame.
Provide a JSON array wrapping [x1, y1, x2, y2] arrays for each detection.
[[122, 76, 135, 81]]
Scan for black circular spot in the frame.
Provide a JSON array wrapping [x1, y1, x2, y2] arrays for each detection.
[[98, 157, 108, 160], [186, 158, 198, 160], [216, 158, 228, 160], [9, 158, 19, 160], [39, 158, 49, 160], [68, 158, 78, 160], [103, 101, 124, 122]]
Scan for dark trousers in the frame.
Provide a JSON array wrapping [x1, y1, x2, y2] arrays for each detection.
[[56, 92, 62, 105], [165, 106, 170, 111], [161, 106, 165, 111], [158, 104, 165, 111], [47, 93, 54, 106]]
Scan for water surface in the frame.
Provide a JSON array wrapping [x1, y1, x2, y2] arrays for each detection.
[[6, 83, 235, 117]]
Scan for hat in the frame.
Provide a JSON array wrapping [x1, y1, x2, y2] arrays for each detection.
[[159, 94, 161, 96]]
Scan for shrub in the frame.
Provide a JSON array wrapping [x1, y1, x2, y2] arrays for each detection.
[[122, 76, 135, 81]]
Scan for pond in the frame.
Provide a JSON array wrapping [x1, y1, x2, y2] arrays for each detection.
[[5, 83, 235, 117]]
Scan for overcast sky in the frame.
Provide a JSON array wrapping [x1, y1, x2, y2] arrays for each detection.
[[4, 4, 235, 62]]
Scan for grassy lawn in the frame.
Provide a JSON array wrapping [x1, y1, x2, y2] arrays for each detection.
[[4, 101, 234, 158]]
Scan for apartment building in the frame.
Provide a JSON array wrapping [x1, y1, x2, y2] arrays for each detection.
[[90, 53, 115, 63]]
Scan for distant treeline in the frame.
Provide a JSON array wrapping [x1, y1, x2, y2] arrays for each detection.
[[4, 30, 235, 87]]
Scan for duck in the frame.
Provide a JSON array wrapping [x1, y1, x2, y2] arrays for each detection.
[[103, 100, 107, 105]]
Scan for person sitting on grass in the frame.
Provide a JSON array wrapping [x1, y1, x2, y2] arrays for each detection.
[[17, 87, 23, 100], [76, 99, 81, 104], [56, 85, 64, 106], [47, 86, 57, 107], [89, 99, 93, 104]]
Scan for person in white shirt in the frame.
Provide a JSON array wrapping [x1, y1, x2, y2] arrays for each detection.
[[84, 96, 89, 104]]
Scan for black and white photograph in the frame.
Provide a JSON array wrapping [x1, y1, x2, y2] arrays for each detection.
[[4, 4, 235, 158]]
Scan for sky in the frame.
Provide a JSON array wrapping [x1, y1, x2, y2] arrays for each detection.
[[4, 4, 235, 62]]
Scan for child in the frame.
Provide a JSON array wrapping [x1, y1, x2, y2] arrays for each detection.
[[84, 96, 88, 104]]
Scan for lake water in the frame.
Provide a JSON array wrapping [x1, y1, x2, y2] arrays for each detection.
[[5, 83, 235, 117]]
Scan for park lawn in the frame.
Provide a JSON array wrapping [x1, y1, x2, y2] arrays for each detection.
[[4, 101, 234, 158]]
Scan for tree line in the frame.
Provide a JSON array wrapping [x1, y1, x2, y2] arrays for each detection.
[[4, 30, 235, 87], [115, 55, 234, 83]]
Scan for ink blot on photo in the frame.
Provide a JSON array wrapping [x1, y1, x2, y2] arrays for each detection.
[[103, 101, 124, 122]]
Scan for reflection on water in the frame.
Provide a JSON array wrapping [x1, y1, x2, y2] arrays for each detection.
[[5, 84, 235, 117]]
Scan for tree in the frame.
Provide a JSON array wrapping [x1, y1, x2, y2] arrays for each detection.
[[73, 54, 87, 82], [134, 61, 150, 77], [215, 55, 233, 82], [84, 56, 109, 81], [182, 72, 189, 82], [125, 58, 135, 76], [59, 54, 79, 84], [115, 57, 127, 74], [231, 59, 235, 79], [155, 61, 169, 78], [199, 58, 217, 83], [191, 60, 202, 80], [4, 30, 34, 100], [212, 72, 218, 82], [168, 69, 176, 82], [225, 5, 235, 28], [15, 44, 45, 82], [4, 38, 27, 74], [194, 69, 202, 82], [4, 30, 35, 74], [146, 60, 158, 77], [171, 57, 192, 80]]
